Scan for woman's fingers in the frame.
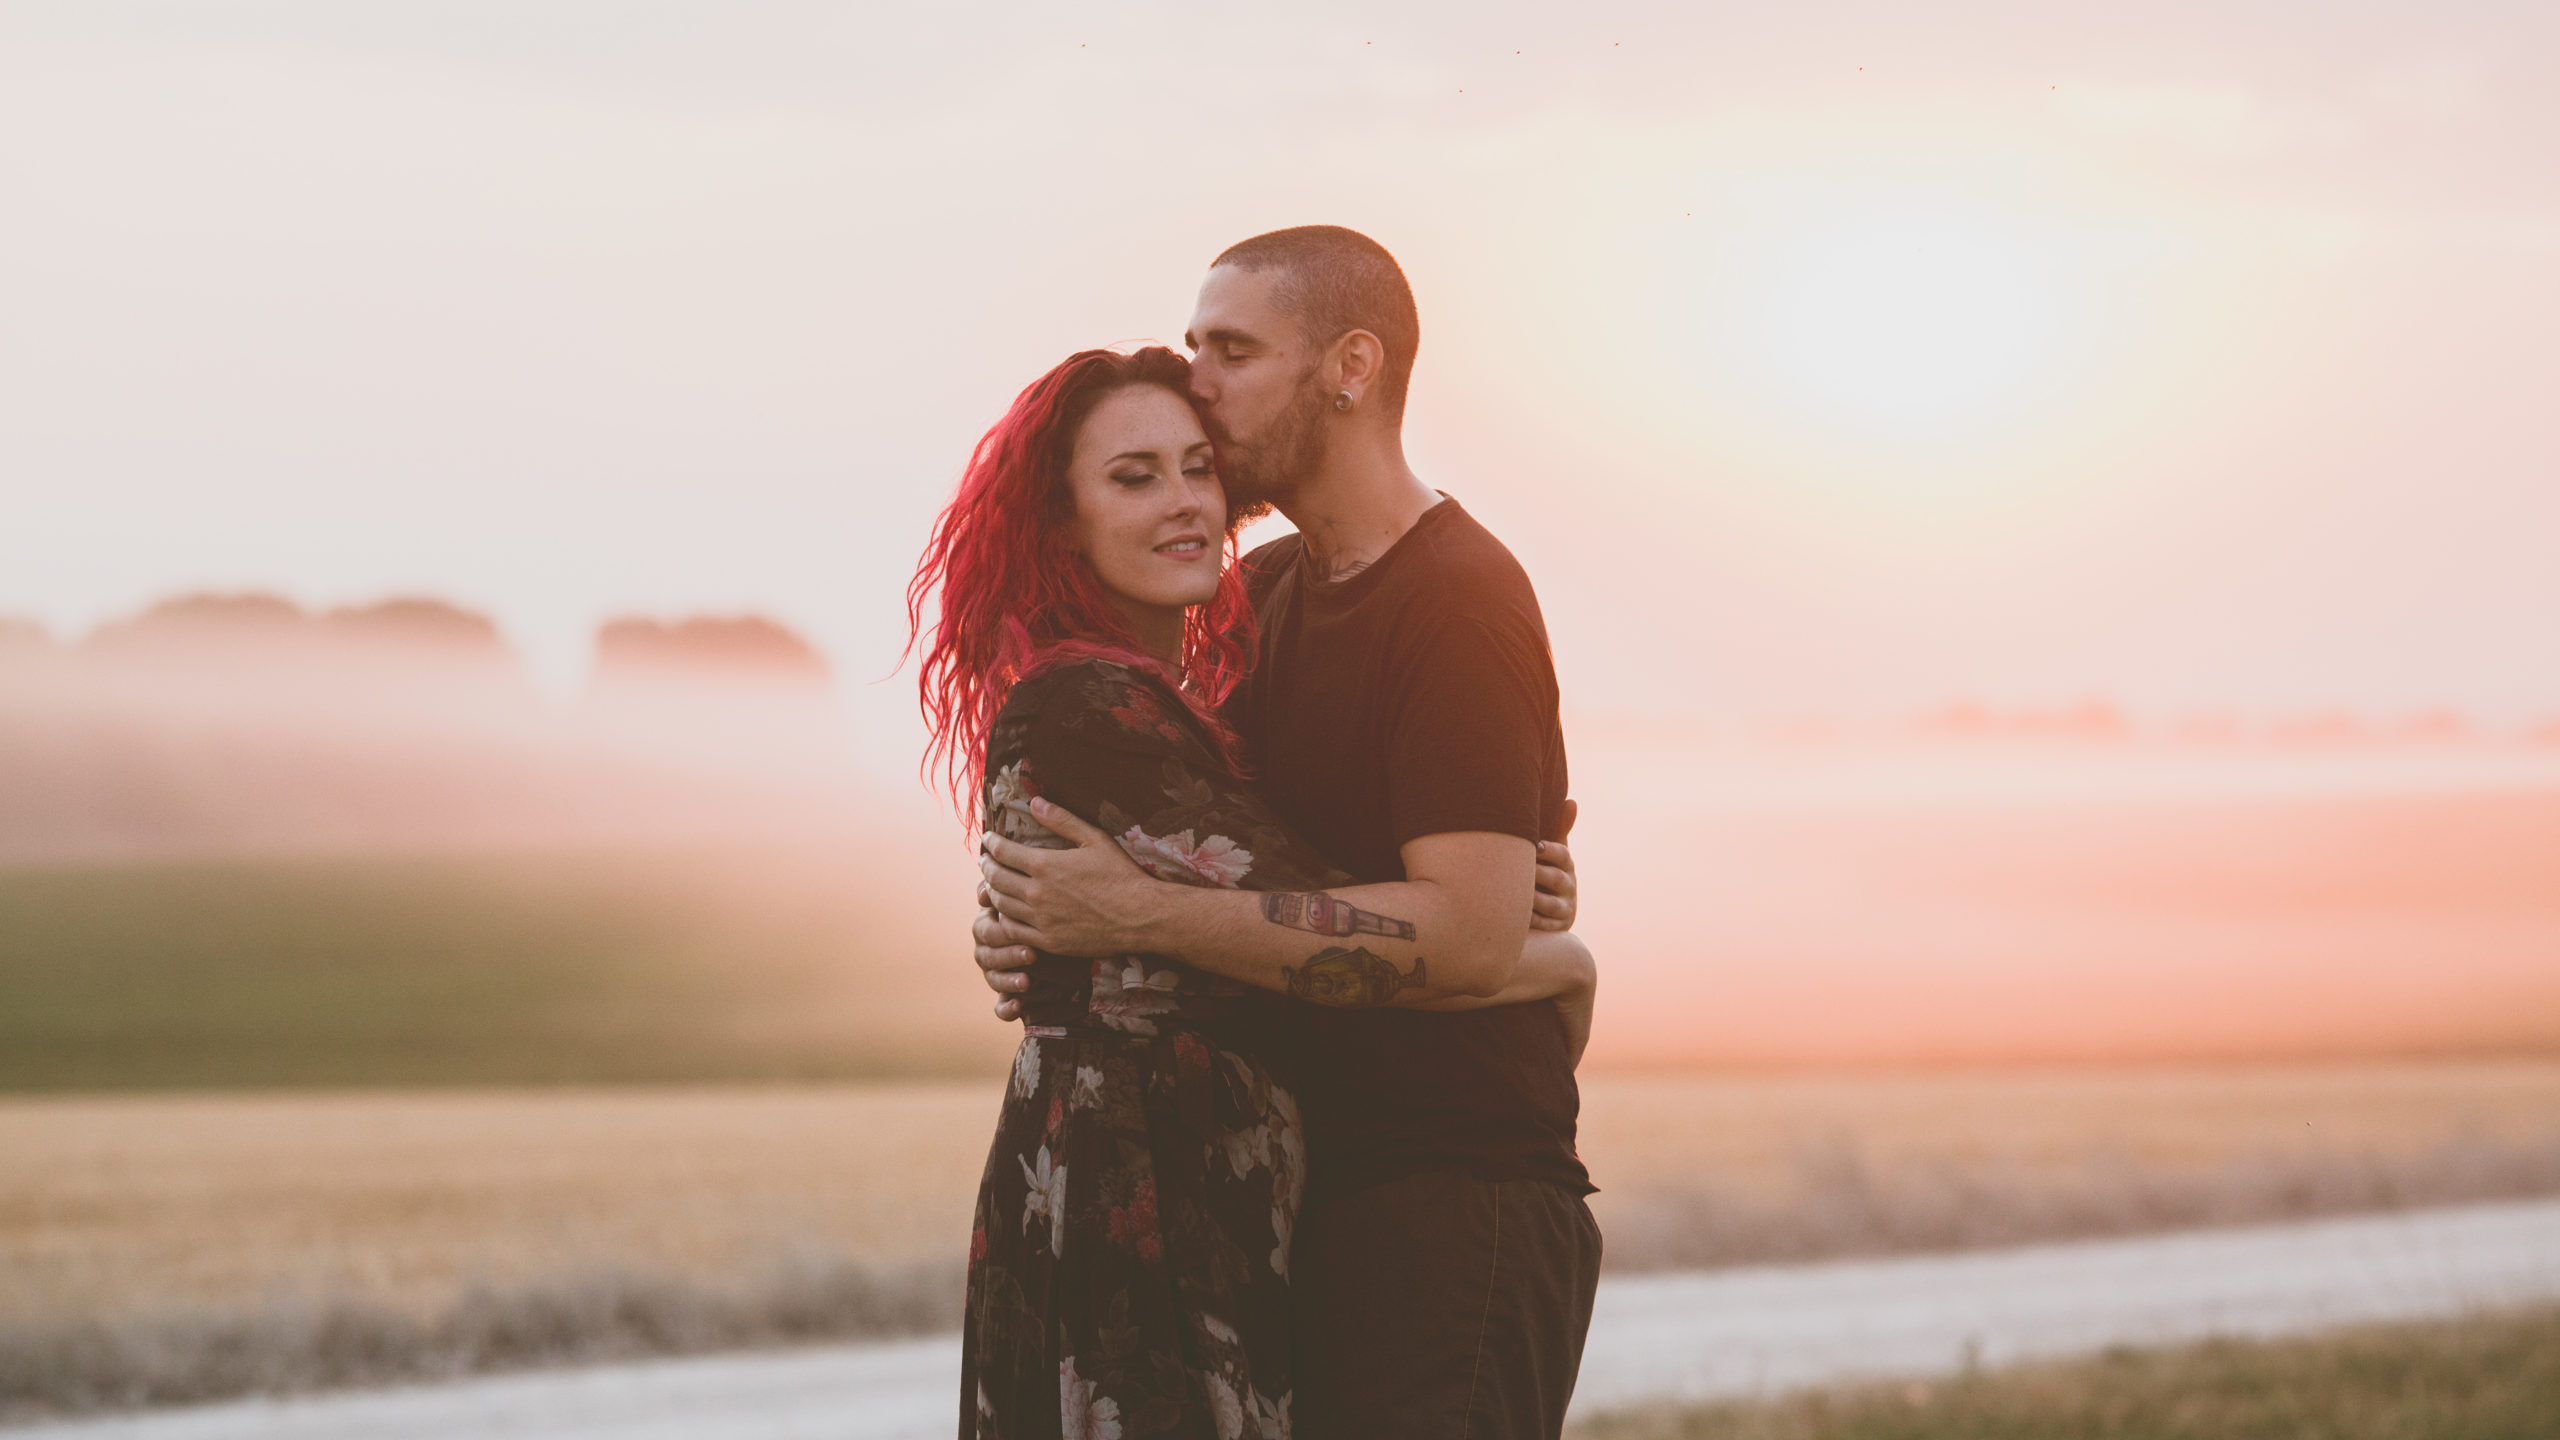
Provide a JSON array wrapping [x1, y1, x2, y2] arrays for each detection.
[[976, 936, 1036, 994], [1534, 863, 1575, 898], [972, 907, 1013, 948], [993, 996, 1022, 1021], [974, 912, 1046, 967], [1532, 891, 1569, 919]]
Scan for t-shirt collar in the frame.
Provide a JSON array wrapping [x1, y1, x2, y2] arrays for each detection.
[[1298, 492, 1458, 595]]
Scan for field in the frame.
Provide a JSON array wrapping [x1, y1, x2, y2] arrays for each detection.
[[0, 845, 1010, 1091], [6, 770, 2560, 1414], [1570, 1305, 2560, 1439], [8, 1063, 2560, 1414], [6, 775, 2560, 1090]]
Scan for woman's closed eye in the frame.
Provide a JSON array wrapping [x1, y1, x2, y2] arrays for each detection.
[[1111, 469, 1156, 488]]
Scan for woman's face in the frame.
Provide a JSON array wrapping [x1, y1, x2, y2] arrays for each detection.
[[1064, 385, 1225, 629]]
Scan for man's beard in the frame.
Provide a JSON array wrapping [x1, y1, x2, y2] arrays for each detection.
[[1213, 367, 1330, 524]]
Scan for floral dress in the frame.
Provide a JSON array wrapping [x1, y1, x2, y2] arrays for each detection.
[[962, 658, 1350, 1440]]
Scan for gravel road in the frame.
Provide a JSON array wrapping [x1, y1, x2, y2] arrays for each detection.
[[19, 1197, 2560, 1440]]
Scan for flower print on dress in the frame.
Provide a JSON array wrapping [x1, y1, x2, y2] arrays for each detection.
[[1088, 957, 1182, 1035], [985, 760, 1053, 845], [1204, 1372, 1247, 1440], [1102, 679, 1190, 747], [1216, 1052, 1305, 1278], [1106, 1175, 1162, 1262], [1250, 1386, 1291, 1438], [1118, 824, 1254, 887], [1264, 1082, 1306, 1279], [1158, 757, 1219, 810], [1009, 1037, 1042, 1099], [1059, 1356, 1123, 1440], [961, 658, 1341, 1438], [1019, 1144, 1068, 1258]]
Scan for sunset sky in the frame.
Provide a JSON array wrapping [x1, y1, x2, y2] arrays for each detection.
[[5, 0, 2555, 734]]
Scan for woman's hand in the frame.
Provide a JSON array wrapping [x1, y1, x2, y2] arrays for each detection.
[[1531, 798, 1578, 932]]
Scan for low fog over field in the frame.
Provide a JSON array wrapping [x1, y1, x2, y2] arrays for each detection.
[[5, 591, 2559, 1083]]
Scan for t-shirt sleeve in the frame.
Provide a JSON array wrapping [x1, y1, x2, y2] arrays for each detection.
[[1383, 613, 1557, 848]]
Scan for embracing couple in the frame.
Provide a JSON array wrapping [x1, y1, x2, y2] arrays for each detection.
[[909, 226, 1601, 1440]]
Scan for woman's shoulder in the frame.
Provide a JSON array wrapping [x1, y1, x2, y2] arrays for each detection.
[[1007, 655, 1204, 753]]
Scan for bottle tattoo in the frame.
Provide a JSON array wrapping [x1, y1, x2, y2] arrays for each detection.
[[1261, 892, 1419, 941]]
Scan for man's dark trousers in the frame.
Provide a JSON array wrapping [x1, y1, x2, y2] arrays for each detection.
[[1295, 1169, 1603, 1438]]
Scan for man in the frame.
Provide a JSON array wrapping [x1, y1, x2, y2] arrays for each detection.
[[974, 225, 1598, 1438]]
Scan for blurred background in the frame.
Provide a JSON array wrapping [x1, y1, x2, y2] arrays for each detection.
[[3, 0, 2556, 1424]]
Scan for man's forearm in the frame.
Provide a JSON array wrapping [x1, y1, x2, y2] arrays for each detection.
[[1408, 930, 1592, 1012], [1138, 880, 1522, 1007]]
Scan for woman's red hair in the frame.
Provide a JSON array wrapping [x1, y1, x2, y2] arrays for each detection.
[[906, 346, 1256, 821]]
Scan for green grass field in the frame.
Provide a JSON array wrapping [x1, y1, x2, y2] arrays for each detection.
[[1572, 1306, 2560, 1440], [0, 847, 1009, 1089]]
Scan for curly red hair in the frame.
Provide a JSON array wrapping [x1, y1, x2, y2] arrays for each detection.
[[905, 346, 1256, 821]]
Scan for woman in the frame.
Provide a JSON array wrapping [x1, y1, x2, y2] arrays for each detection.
[[908, 346, 1594, 1440]]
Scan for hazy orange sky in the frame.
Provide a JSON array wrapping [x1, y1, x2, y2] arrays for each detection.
[[5, 1, 2556, 736]]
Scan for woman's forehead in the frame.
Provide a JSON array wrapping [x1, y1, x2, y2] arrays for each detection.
[[1075, 386, 1208, 460]]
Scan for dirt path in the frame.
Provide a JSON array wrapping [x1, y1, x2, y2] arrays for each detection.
[[15, 1197, 2560, 1439]]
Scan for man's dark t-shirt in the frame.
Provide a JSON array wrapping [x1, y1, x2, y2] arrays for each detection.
[[1227, 496, 1592, 1208]]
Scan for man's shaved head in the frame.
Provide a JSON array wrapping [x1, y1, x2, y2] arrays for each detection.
[[1210, 226, 1419, 422]]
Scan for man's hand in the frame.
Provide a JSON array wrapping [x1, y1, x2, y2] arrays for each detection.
[[978, 797, 1165, 959], [1531, 798, 1579, 933]]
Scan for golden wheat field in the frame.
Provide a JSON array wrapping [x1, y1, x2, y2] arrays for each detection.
[[10, 1060, 2560, 1332]]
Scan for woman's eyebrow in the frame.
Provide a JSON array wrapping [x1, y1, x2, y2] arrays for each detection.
[[1106, 448, 1166, 465]]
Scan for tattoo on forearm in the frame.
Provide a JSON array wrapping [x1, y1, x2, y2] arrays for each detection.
[[1261, 892, 1418, 941], [1281, 947, 1428, 1007]]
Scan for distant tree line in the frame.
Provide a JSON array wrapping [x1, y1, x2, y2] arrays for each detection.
[[0, 591, 829, 683]]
